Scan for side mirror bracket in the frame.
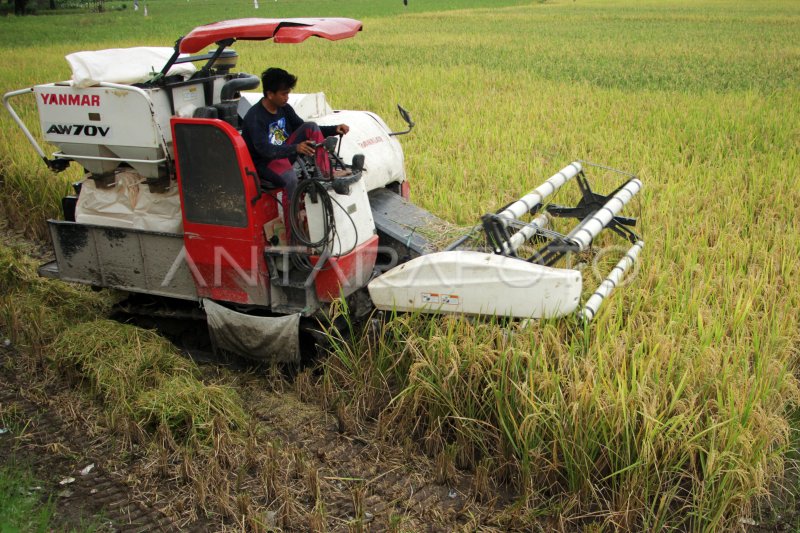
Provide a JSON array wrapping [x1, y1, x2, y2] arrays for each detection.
[[388, 104, 415, 136]]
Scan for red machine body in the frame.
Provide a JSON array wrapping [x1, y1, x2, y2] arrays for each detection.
[[171, 116, 378, 311]]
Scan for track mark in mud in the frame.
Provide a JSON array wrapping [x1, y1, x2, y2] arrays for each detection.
[[0, 368, 180, 532], [234, 375, 494, 531]]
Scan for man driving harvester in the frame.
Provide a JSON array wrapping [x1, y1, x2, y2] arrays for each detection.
[[241, 68, 350, 200]]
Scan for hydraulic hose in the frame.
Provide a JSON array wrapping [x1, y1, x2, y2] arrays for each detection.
[[289, 178, 335, 249]]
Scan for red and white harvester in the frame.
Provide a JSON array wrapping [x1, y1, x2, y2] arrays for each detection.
[[4, 18, 644, 361]]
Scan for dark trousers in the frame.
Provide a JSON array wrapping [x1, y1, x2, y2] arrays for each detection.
[[261, 122, 330, 200]]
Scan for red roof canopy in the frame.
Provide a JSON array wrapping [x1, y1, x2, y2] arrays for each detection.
[[179, 18, 363, 53]]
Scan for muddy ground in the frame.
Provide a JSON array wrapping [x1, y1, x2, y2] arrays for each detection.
[[0, 338, 539, 532]]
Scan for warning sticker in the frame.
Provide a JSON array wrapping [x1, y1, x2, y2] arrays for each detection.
[[421, 293, 460, 305], [421, 293, 440, 304], [441, 294, 460, 305]]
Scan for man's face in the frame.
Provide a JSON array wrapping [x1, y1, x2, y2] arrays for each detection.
[[265, 88, 291, 109]]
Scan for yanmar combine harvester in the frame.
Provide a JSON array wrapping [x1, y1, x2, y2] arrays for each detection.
[[4, 18, 644, 361]]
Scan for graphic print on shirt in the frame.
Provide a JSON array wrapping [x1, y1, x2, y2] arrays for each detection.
[[268, 117, 289, 146]]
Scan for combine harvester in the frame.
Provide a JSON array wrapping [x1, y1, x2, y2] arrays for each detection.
[[4, 18, 644, 361]]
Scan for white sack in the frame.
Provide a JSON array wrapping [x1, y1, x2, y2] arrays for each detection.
[[66, 47, 196, 88], [75, 172, 183, 233]]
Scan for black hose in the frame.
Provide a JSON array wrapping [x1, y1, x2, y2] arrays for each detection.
[[289, 178, 335, 249], [220, 73, 260, 101]]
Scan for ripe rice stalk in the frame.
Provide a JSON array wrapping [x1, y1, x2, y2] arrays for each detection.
[[291, 449, 306, 481], [351, 479, 366, 524], [324, 303, 800, 529], [278, 486, 300, 531], [308, 500, 327, 532], [243, 420, 260, 471], [318, 302, 407, 423], [306, 466, 320, 505], [471, 458, 492, 503], [48, 318, 251, 452], [0, 243, 109, 354], [245, 509, 268, 533], [50, 320, 193, 420], [260, 442, 280, 504], [434, 444, 456, 485], [294, 368, 315, 402], [236, 492, 252, 523]]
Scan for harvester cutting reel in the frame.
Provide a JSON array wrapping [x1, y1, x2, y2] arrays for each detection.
[[367, 161, 644, 323]]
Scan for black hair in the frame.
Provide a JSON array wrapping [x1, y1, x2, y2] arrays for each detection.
[[261, 68, 297, 95]]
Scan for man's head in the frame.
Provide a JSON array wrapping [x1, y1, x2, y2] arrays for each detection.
[[261, 68, 297, 109]]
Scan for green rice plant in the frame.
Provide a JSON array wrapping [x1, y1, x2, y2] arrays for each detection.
[[50, 319, 193, 418], [0, 242, 99, 305], [323, 306, 799, 529], [0, 242, 38, 294], [49, 320, 181, 431], [318, 302, 412, 422], [0, 50, 77, 239], [386, 316, 509, 465], [51, 319, 249, 449]]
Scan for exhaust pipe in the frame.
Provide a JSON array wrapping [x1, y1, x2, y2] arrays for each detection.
[[220, 73, 260, 101]]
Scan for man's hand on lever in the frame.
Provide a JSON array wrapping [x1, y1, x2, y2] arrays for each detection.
[[296, 140, 316, 156]]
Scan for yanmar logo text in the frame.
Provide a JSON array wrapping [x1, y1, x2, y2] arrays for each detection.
[[358, 136, 385, 149], [41, 93, 100, 106], [46, 124, 109, 137]]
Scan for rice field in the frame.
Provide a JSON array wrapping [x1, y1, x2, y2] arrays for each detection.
[[1, 0, 799, 530]]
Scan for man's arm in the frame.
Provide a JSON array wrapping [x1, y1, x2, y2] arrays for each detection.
[[320, 124, 338, 138], [320, 124, 350, 137]]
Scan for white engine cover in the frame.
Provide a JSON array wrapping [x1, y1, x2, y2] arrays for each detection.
[[368, 251, 583, 319], [316, 110, 406, 192]]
